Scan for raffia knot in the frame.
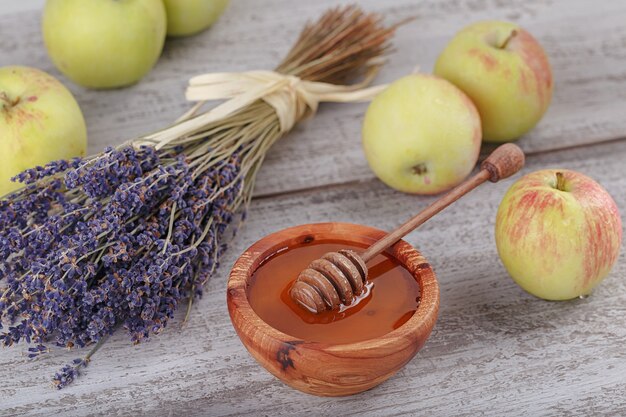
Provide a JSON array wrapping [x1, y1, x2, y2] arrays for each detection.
[[184, 70, 387, 133], [143, 69, 387, 149]]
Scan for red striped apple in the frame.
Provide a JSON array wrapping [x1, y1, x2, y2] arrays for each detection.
[[434, 21, 552, 143], [362, 74, 481, 194], [0, 66, 87, 196], [495, 169, 622, 300]]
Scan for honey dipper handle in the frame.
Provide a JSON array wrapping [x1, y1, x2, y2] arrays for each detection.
[[360, 144, 525, 263], [480, 143, 526, 183]]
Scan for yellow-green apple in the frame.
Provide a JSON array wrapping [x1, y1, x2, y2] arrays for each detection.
[[362, 74, 482, 194], [0, 66, 87, 196], [495, 169, 622, 300], [434, 21, 552, 143], [42, 0, 167, 89], [163, 0, 230, 37]]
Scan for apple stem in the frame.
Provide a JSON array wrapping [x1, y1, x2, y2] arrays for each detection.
[[499, 30, 517, 49], [412, 163, 428, 176], [555, 171, 566, 191], [0, 92, 19, 109], [0, 92, 10, 108]]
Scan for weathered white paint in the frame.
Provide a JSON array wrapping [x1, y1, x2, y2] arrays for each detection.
[[0, 0, 44, 14], [1, 1, 625, 416], [2, 0, 626, 197]]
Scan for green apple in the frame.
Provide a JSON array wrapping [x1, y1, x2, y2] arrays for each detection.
[[163, 0, 230, 37], [495, 169, 622, 300], [362, 74, 482, 194], [0, 66, 87, 196], [42, 0, 167, 89], [434, 21, 553, 143]]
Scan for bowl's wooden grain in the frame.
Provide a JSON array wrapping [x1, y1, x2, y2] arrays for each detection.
[[227, 222, 440, 396]]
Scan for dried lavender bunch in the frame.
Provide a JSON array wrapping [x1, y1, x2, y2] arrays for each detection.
[[0, 6, 398, 389]]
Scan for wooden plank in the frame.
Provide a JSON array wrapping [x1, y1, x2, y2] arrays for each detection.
[[1, 0, 626, 196], [0, 0, 43, 14], [1, 138, 625, 416]]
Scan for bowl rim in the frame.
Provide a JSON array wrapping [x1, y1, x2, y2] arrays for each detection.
[[227, 222, 439, 350]]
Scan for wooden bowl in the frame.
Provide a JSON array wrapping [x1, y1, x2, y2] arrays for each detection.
[[227, 222, 439, 396]]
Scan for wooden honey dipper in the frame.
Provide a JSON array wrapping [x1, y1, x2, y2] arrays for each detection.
[[289, 143, 525, 314]]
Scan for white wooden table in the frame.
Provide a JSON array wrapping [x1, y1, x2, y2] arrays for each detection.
[[1, 1, 626, 415]]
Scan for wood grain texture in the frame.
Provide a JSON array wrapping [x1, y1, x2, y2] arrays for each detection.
[[356, 143, 524, 269], [1, 1, 626, 416], [227, 223, 439, 396], [1, 0, 626, 196], [2, 137, 625, 417], [0, 0, 44, 14]]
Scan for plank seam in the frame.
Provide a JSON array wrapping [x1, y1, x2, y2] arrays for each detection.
[[253, 134, 626, 200]]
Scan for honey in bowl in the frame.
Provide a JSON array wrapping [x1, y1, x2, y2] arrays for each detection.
[[247, 240, 421, 344], [228, 222, 439, 396]]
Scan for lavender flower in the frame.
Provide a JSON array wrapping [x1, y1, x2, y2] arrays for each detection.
[[53, 358, 87, 390], [0, 143, 243, 386], [0, 5, 395, 389]]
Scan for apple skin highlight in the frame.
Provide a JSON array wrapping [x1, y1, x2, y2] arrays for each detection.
[[434, 21, 553, 143], [362, 74, 482, 195], [163, 0, 230, 37], [42, 0, 167, 89], [0, 66, 87, 195], [495, 169, 622, 300]]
